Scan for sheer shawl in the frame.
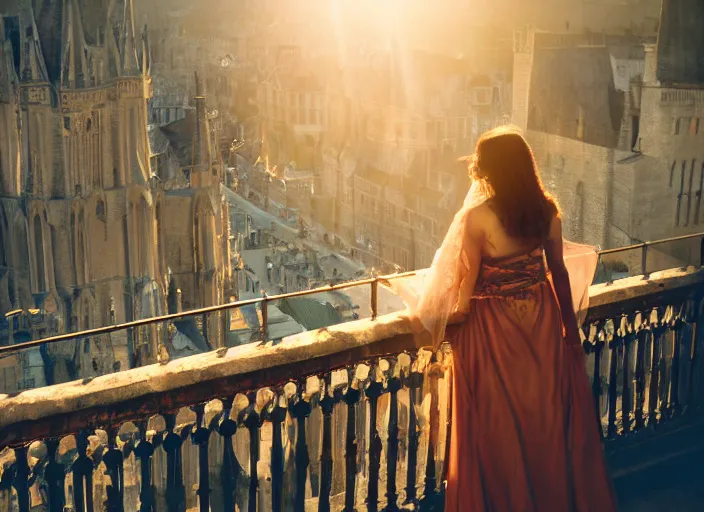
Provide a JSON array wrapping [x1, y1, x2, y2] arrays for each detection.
[[390, 181, 599, 349]]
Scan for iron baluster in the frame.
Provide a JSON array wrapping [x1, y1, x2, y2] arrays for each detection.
[[590, 325, 606, 439], [290, 384, 311, 511], [385, 363, 402, 510], [268, 394, 287, 512], [12, 445, 30, 512], [621, 321, 636, 435], [191, 404, 211, 512], [670, 306, 688, 417], [634, 324, 648, 430], [103, 427, 125, 512], [319, 375, 335, 512], [607, 326, 621, 439], [44, 438, 66, 512], [343, 368, 361, 512], [365, 374, 384, 512], [218, 397, 241, 512], [649, 316, 666, 427], [134, 422, 155, 512], [420, 352, 443, 508], [73, 429, 95, 512], [403, 355, 422, 507], [242, 394, 261, 512], [163, 413, 186, 512]]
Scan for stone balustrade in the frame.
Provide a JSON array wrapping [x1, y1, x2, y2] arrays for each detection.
[[0, 266, 702, 511]]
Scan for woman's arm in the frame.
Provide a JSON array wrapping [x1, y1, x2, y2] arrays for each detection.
[[544, 215, 582, 346], [453, 209, 483, 318]]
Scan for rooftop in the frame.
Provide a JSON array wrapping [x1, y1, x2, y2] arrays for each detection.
[[527, 45, 623, 147]]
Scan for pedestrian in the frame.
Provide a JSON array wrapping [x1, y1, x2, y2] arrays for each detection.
[[267, 260, 274, 283]]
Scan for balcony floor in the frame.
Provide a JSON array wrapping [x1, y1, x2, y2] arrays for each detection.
[[611, 415, 704, 512], [616, 443, 704, 511]]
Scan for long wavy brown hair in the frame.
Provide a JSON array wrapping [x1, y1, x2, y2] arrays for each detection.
[[467, 126, 559, 240]]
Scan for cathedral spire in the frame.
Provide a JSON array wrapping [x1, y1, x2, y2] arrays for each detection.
[[192, 72, 213, 172], [140, 24, 151, 76], [60, 0, 89, 88], [17, 4, 49, 83], [120, 0, 140, 76]]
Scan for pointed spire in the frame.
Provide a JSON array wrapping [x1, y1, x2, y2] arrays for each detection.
[[0, 40, 19, 103], [121, 0, 140, 76], [17, 3, 49, 83], [195, 71, 203, 97], [192, 72, 213, 172], [140, 24, 151, 76], [60, 0, 89, 88], [105, 2, 121, 80]]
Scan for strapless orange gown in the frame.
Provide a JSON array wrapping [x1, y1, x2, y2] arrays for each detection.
[[445, 248, 617, 511]]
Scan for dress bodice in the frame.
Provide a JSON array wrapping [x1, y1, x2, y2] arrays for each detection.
[[473, 247, 548, 299]]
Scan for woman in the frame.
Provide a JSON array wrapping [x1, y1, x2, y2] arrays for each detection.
[[407, 127, 617, 511]]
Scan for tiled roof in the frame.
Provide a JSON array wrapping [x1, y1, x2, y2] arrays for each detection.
[[527, 46, 623, 148]]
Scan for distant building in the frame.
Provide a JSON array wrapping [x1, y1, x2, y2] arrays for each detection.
[[315, 49, 510, 271], [0, 1, 231, 391], [513, 0, 704, 269]]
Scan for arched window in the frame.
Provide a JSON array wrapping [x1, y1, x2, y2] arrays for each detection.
[[33, 215, 45, 292]]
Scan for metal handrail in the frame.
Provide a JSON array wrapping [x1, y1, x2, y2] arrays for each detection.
[[0, 270, 418, 357], [2, 231, 703, 357], [597, 231, 704, 277]]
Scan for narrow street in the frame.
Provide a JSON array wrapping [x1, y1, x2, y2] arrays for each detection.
[[222, 185, 365, 275], [225, 185, 408, 319], [240, 247, 281, 296]]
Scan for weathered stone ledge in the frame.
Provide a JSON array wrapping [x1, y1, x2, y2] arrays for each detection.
[[0, 311, 426, 446], [0, 266, 701, 446], [586, 266, 704, 319]]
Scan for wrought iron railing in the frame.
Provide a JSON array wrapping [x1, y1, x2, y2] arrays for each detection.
[[0, 312, 450, 511], [0, 237, 703, 511], [3, 231, 704, 360]]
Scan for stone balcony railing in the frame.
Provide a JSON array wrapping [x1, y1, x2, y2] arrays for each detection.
[[0, 264, 703, 511]]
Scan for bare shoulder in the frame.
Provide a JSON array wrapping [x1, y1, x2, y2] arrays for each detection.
[[464, 201, 493, 239], [466, 200, 493, 221], [548, 211, 562, 241]]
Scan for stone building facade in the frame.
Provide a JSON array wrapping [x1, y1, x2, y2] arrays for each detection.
[[0, 0, 231, 392], [513, 0, 704, 269], [315, 50, 511, 271]]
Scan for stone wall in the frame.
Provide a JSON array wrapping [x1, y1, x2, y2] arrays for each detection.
[[526, 130, 620, 248]]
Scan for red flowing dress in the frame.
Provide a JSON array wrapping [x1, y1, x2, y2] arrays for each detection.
[[444, 247, 617, 511]]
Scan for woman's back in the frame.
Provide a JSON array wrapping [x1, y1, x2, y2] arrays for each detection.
[[470, 200, 549, 261], [438, 127, 616, 511]]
